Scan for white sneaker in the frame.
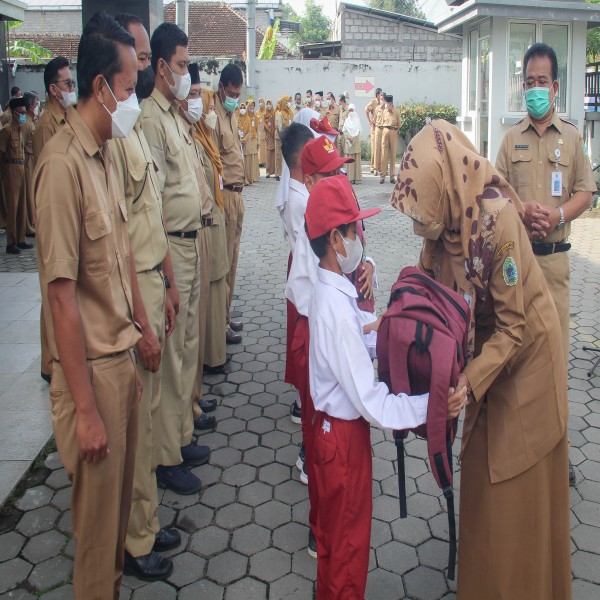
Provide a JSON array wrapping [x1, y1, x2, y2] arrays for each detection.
[[300, 463, 308, 485], [290, 401, 302, 424], [295, 444, 305, 472]]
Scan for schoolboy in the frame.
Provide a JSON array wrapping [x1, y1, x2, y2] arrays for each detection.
[[305, 174, 468, 599]]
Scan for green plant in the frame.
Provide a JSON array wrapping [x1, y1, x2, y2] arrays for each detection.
[[361, 139, 371, 162], [368, 0, 426, 20], [397, 102, 459, 143], [6, 21, 52, 64]]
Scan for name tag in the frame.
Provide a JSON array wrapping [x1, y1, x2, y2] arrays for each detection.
[[515, 144, 529, 150], [551, 171, 562, 197]]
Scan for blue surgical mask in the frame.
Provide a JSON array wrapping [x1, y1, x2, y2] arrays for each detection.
[[18, 114, 26, 125], [220, 84, 239, 113], [525, 86, 553, 120]]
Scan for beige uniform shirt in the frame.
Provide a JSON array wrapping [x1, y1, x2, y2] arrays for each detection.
[[140, 88, 202, 233], [326, 104, 341, 131], [32, 103, 67, 162], [110, 121, 169, 273], [0, 122, 25, 161], [382, 107, 401, 130], [374, 105, 385, 127], [34, 107, 140, 360], [365, 97, 378, 125], [496, 111, 596, 243], [214, 95, 244, 187], [1, 108, 12, 126]]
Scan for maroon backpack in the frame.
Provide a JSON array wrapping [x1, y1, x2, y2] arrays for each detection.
[[377, 266, 470, 580]]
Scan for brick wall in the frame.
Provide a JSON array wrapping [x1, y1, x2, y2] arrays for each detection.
[[13, 9, 83, 36]]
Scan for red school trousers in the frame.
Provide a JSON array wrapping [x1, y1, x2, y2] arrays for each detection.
[[285, 252, 299, 388], [312, 411, 372, 600]]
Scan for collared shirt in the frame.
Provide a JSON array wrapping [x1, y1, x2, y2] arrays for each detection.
[[496, 110, 596, 243], [110, 121, 169, 273], [214, 95, 244, 186], [382, 107, 401, 129], [34, 107, 140, 360], [326, 104, 341, 130], [374, 105, 385, 126], [309, 267, 428, 426], [32, 102, 67, 162], [140, 88, 201, 232], [0, 122, 25, 160], [365, 97, 378, 123], [281, 178, 309, 251]]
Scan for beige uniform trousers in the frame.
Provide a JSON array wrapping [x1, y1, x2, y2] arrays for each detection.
[[193, 227, 212, 403], [2, 163, 26, 246], [372, 127, 383, 175], [50, 351, 138, 600], [266, 148, 275, 176], [380, 128, 398, 180], [25, 154, 35, 235], [125, 271, 165, 557], [158, 236, 201, 465], [205, 276, 227, 367], [370, 125, 376, 170], [224, 189, 245, 324], [275, 134, 283, 177], [536, 251, 570, 367]]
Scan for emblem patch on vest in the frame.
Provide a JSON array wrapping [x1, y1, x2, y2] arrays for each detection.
[[502, 256, 518, 287], [496, 241, 514, 259]]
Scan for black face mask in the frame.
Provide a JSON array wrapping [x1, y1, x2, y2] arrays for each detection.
[[135, 66, 155, 100]]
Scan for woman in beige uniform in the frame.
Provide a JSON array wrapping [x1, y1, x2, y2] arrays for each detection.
[[391, 119, 571, 600], [242, 101, 259, 185], [274, 95, 293, 181], [257, 97, 266, 166], [263, 99, 276, 178]]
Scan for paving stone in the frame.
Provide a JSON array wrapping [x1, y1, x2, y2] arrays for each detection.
[[192, 463, 221, 487], [224, 577, 267, 600], [255, 500, 291, 529], [580, 460, 600, 482], [407, 492, 443, 520], [365, 568, 404, 600], [28, 556, 72, 592], [248, 393, 277, 408], [0, 532, 25, 562], [38, 584, 73, 599], [572, 550, 600, 584], [238, 481, 273, 507], [0, 559, 32, 594], [417, 538, 450, 571], [177, 504, 213, 532], [572, 523, 600, 553], [56, 510, 72, 535], [375, 540, 418, 575], [45, 469, 70, 491], [21, 530, 67, 564], [291, 548, 317, 580], [215, 503, 252, 530], [190, 525, 229, 557], [404, 565, 448, 600], [43, 453, 62, 471], [258, 462, 290, 485], [370, 518, 393, 548], [14, 486, 53, 511], [232, 405, 261, 422], [50, 487, 71, 512], [16, 506, 59, 537], [206, 550, 248, 585], [269, 573, 313, 600], [200, 483, 236, 508], [167, 552, 206, 588], [131, 581, 176, 599], [273, 479, 308, 505], [231, 523, 271, 556], [161, 489, 200, 510], [1, 590, 37, 600], [391, 515, 432, 546], [573, 578, 600, 599], [249, 547, 291, 582], [272, 522, 309, 554], [263, 404, 290, 421], [243, 446, 274, 467], [222, 463, 256, 486], [572, 499, 600, 527], [210, 447, 242, 468], [372, 494, 401, 522], [247, 417, 275, 434], [217, 418, 246, 436]]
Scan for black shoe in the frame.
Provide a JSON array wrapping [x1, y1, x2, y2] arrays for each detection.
[[226, 327, 242, 345], [6, 245, 21, 255], [25, 232, 35, 238], [290, 401, 302, 424], [153, 527, 182, 553], [569, 460, 576, 486], [199, 398, 218, 413], [379, 179, 385, 184], [16, 242, 33, 250], [41, 372, 51, 384], [124, 550, 173, 581], [390, 178, 396, 184], [194, 412, 217, 431], [203, 354, 231, 376], [156, 464, 201, 495], [229, 319, 244, 332], [276, 176, 280, 181], [308, 528, 317, 559], [181, 442, 211, 466]]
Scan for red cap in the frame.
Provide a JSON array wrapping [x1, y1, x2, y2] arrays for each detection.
[[301, 135, 354, 176], [310, 116, 338, 137], [305, 175, 381, 240]]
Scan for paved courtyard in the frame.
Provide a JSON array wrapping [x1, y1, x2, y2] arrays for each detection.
[[0, 172, 599, 599]]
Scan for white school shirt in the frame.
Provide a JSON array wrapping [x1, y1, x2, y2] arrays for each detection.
[[308, 267, 429, 428], [281, 178, 309, 252]]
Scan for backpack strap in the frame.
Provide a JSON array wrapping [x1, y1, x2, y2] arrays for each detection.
[[394, 433, 407, 518]]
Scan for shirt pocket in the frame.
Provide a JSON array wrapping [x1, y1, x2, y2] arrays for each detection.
[[129, 161, 151, 215], [83, 211, 113, 275], [220, 123, 235, 152], [510, 149, 533, 189]]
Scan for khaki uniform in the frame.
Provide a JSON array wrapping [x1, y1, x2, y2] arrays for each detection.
[[215, 95, 245, 324], [274, 111, 285, 178], [0, 121, 27, 247], [263, 111, 276, 176], [32, 102, 68, 381], [365, 97, 378, 170], [24, 116, 36, 235], [141, 88, 202, 466], [242, 113, 260, 185], [338, 106, 349, 157], [111, 121, 169, 558], [0, 107, 12, 126], [496, 112, 596, 362], [327, 104, 343, 155], [372, 105, 385, 174], [34, 107, 140, 600], [379, 107, 401, 180]]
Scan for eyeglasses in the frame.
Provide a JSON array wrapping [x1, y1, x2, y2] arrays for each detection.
[[53, 79, 77, 89]]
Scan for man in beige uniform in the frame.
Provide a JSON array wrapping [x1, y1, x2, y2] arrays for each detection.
[[141, 22, 208, 495], [496, 43, 595, 487], [215, 63, 246, 340], [325, 91, 341, 154], [32, 57, 76, 386], [379, 94, 401, 184], [372, 91, 386, 177], [34, 13, 140, 599], [365, 88, 381, 173]]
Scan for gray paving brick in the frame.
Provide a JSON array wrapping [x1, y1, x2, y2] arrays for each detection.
[[0, 532, 25, 562], [210, 447, 242, 468], [404, 565, 448, 600], [224, 577, 267, 600], [190, 525, 229, 557], [45, 469, 70, 491], [365, 568, 404, 600], [131, 581, 176, 599], [238, 481, 273, 507], [255, 500, 291, 529], [177, 504, 213, 532], [38, 584, 74, 599], [206, 550, 248, 585], [14, 486, 53, 511], [21, 530, 66, 564], [16, 506, 59, 537], [376, 540, 418, 575], [572, 550, 600, 584], [270, 572, 313, 600], [201, 483, 236, 508], [249, 547, 291, 582], [27, 556, 72, 592], [0, 558, 32, 594], [167, 552, 206, 588], [215, 503, 252, 530], [231, 523, 271, 556]]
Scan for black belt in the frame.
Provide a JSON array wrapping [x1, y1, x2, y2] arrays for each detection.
[[3, 158, 24, 165], [168, 230, 198, 239], [531, 241, 571, 255], [140, 262, 163, 275], [384, 126, 398, 130], [223, 184, 244, 193]]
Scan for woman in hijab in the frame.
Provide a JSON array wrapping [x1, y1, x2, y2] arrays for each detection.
[[342, 103, 362, 183], [263, 99, 276, 178], [391, 119, 571, 600], [242, 100, 259, 185], [257, 97, 267, 166], [274, 95, 293, 181]]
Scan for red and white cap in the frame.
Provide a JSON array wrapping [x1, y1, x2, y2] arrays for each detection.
[[301, 135, 354, 176]]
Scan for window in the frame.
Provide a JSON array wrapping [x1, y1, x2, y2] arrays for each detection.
[[469, 29, 478, 111]]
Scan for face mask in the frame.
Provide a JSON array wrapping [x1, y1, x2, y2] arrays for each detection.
[[380, 99, 385, 107], [184, 97, 203, 123], [267, 105, 272, 111], [163, 61, 191, 100], [58, 89, 77, 109], [296, 101, 301, 107], [204, 110, 217, 130], [286, 101, 292, 109], [240, 108, 247, 116], [413, 221, 445, 240], [525, 86, 553, 120], [324, 99, 331, 108], [221, 84, 239, 112], [33, 104, 39, 118], [135, 65, 155, 100], [259, 102, 264, 108], [315, 101, 321, 108], [335, 231, 363, 274], [103, 79, 141, 138], [17, 113, 26, 125], [306, 97, 312, 103]]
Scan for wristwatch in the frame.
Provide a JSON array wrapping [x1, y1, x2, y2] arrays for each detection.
[[556, 206, 565, 231], [164, 275, 172, 289]]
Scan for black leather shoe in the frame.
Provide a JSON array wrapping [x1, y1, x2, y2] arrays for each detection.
[[181, 442, 211, 466], [153, 527, 182, 552], [379, 178, 385, 184], [199, 398, 218, 413], [6, 245, 21, 255], [41, 372, 51, 384], [226, 327, 242, 345], [229, 319, 243, 332], [204, 363, 225, 375], [16, 242, 33, 250], [390, 178, 396, 184], [569, 460, 576, 486], [156, 464, 201, 495], [194, 412, 217, 431], [124, 550, 173, 581]]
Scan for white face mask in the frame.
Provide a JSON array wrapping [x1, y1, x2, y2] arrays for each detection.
[[164, 61, 191, 100], [324, 99, 331, 108], [286, 101, 292, 109], [33, 104, 39, 118], [259, 102, 264, 108], [184, 97, 203, 123], [58, 89, 77, 109], [380, 99, 385, 107], [103, 79, 140, 138], [240, 108, 247, 116], [335, 231, 363, 274], [204, 110, 217, 130], [315, 100, 321, 108]]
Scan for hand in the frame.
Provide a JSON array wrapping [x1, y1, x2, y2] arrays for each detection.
[[359, 261, 374, 300], [136, 326, 161, 373], [167, 284, 180, 316], [523, 201, 551, 236], [164, 294, 175, 338], [76, 408, 109, 464], [447, 373, 470, 419], [363, 316, 382, 335]]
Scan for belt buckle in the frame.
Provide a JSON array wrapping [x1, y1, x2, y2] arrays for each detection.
[[549, 243, 555, 255]]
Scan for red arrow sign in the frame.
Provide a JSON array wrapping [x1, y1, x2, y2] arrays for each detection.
[[355, 80, 375, 93]]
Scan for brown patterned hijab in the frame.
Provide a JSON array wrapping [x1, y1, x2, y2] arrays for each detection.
[[390, 119, 524, 356]]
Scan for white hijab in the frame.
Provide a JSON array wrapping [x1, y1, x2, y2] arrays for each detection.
[[343, 104, 361, 138]]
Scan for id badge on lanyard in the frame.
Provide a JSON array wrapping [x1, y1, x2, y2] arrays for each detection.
[[551, 149, 562, 197]]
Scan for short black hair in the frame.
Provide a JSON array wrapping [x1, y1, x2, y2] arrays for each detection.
[[327, 91, 334, 98], [338, 94, 346, 104], [44, 56, 70, 94], [376, 87, 382, 96], [150, 22, 188, 73], [220, 63, 244, 88], [114, 12, 143, 32], [524, 42, 558, 81], [308, 222, 350, 259], [10, 86, 20, 97], [9, 97, 26, 110], [281, 123, 313, 169], [77, 11, 135, 100], [295, 92, 302, 98], [23, 92, 37, 109], [306, 89, 312, 95]]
